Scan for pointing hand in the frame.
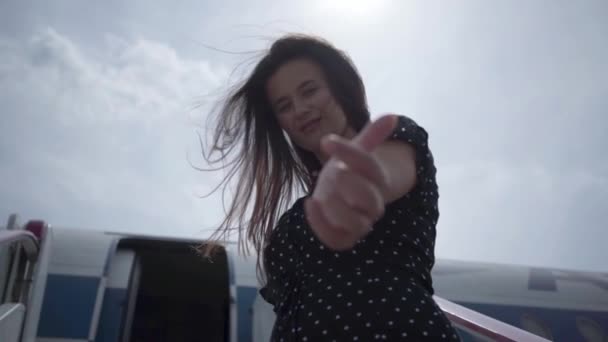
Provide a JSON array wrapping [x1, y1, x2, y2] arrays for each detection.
[[305, 115, 397, 251]]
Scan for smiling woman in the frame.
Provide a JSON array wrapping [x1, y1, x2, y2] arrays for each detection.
[[200, 33, 461, 341], [266, 58, 357, 162]]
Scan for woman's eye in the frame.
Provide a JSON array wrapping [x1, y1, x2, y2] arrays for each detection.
[[302, 87, 317, 97], [277, 103, 292, 114]]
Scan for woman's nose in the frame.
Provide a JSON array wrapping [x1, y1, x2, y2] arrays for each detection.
[[293, 98, 312, 117]]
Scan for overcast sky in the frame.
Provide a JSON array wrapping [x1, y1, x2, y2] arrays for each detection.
[[1, 0, 606, 272]]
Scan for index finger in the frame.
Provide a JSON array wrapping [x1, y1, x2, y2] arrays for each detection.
[[353, 114, 397, 152], [322, 136, 389, 192]]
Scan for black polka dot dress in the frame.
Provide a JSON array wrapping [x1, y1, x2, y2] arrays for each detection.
[[260, 115, 462, 341]]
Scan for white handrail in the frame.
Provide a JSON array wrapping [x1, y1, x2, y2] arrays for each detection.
[[0, 303, 25, 342], [434, 296, 551, 341], [0, 231, 39, 263]]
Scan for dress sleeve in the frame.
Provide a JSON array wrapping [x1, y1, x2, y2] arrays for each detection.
[[388, 115, 437, 184], [259, 282, 278, 306], [258, 210, 294, 309], [259, 240, 281, 307]]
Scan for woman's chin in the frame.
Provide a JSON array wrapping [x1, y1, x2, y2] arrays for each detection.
[[295, 134, 321, 151], [295, 141, 322, 158]]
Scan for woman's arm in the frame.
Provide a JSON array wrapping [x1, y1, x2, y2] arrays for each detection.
[[373, 140, 417, 204]]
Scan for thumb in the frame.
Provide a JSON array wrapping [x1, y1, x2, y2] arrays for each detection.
[[353, 114, 397, 152]]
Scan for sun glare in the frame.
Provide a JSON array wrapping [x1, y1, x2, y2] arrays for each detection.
[[316, 0, 389, 17]]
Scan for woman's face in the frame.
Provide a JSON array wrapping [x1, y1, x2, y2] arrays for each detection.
[[266, 58, 355, 161]]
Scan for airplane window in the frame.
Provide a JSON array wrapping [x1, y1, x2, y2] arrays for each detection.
[[520, 313, 554, 340], [576, 316, 607, 342]]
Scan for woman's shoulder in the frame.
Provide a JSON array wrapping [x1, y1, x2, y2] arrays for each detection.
[[389, 114, 430, 144], [267, 196, 308, 241], [277, 196, 307, 222]]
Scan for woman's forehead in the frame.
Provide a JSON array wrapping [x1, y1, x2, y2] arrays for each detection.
[[266, 59, 326, 96]]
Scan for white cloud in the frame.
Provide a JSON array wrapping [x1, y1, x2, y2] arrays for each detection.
[[0, 28, 228, 235], [437, 159, 608, 271], [4, 28, 224, 124], [1, 1, 607, 272]]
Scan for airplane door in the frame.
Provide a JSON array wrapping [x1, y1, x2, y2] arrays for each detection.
[[95, 248, 141, 342]]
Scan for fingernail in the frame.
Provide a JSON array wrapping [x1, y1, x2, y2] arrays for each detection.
[[323, 134, 339, 144], [321, 135, 338, 152]]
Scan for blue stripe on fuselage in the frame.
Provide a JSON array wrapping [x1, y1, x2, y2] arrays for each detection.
[[38, 275, 606, 342], [38, 274, 99, 339], [237, 286, 259, 342], [95, 287, 128, 342]]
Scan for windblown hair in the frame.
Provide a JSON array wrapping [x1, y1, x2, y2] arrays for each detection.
[[200, 34, 371, 279]]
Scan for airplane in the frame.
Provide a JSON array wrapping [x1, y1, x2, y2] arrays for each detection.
[[0, 213, 606, 341]]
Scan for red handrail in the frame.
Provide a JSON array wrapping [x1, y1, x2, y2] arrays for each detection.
[[434, 296, 551, 341]]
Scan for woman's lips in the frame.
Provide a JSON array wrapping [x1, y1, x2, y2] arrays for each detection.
[[300, 118, 321, 133]]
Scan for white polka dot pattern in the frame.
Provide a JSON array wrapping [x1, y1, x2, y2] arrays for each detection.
[[259, 115, 461, 341]]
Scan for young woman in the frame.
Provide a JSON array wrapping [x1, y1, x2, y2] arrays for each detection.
[[203, 34, 461, 341]]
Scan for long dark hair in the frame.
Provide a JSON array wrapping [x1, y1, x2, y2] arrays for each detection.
[[200, 34, 371, 279]]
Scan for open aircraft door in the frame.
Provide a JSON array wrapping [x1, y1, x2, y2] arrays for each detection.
[[95, 247, 141, 342]]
